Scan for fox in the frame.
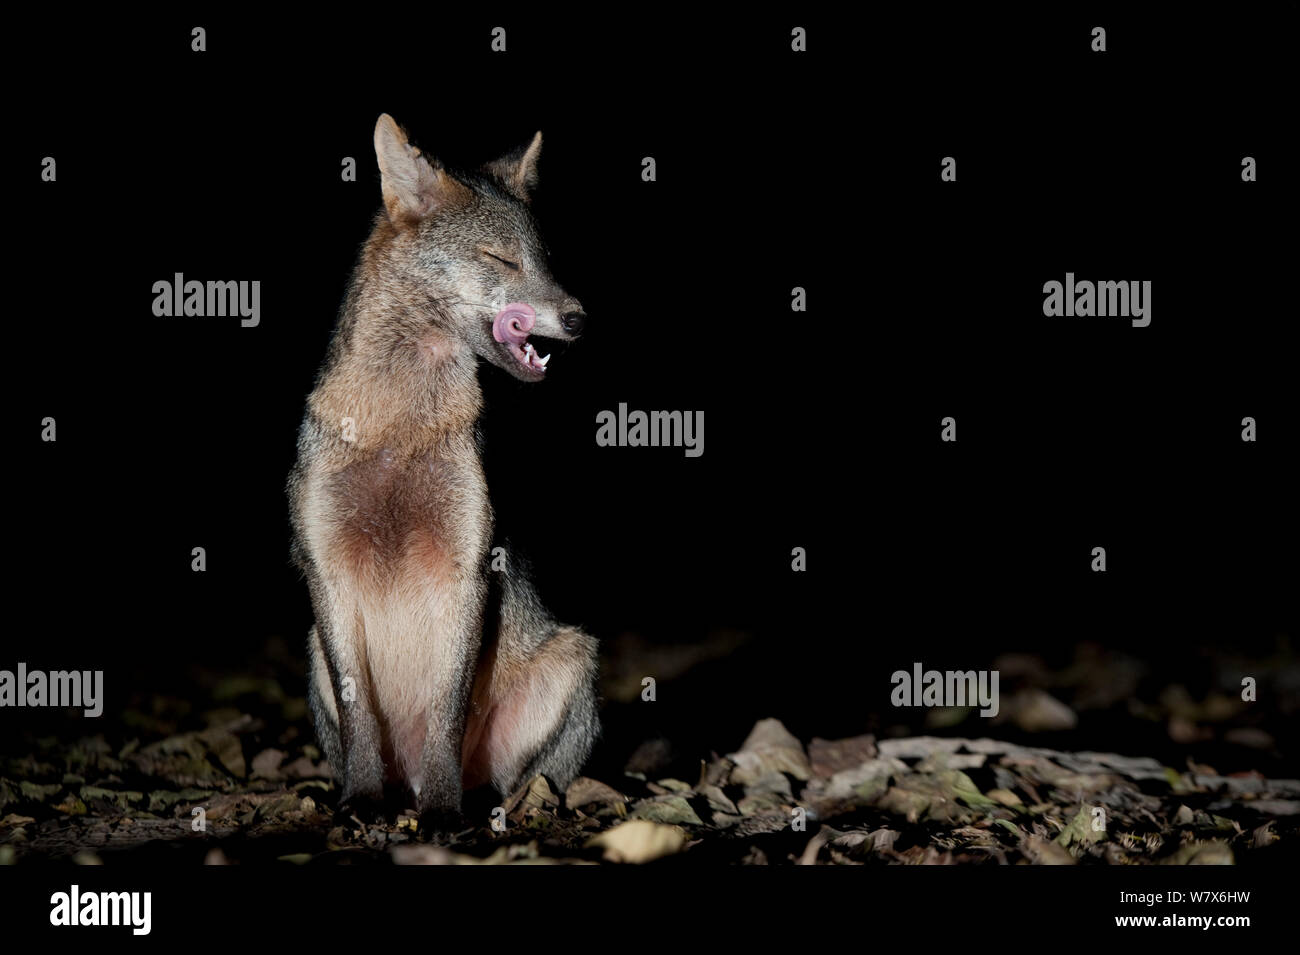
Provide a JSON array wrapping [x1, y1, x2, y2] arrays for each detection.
[[288, 114, 599, 822]]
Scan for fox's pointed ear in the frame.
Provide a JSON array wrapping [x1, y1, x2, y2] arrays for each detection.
[[373, 114, 469, 222], [485, 131, 543, 202]]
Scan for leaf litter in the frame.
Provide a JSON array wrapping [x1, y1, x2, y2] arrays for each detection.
[[2, 695, 1297, 865]]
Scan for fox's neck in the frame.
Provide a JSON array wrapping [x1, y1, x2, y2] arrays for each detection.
[[310, 257, 482, 459]]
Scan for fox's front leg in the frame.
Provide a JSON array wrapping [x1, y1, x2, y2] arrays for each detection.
[[313, 582, 386, 810], [414, 589, 485, 817]]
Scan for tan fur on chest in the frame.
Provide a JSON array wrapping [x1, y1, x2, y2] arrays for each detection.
[[312, 441, 490, 631], [327, 448, 460, 593]]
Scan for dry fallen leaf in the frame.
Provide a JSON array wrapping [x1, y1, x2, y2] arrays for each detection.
[[588, 819, 687, 863], [727, 718, 812, 785]]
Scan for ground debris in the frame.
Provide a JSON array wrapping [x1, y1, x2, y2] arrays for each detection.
[[2, 702, 1297, 864]]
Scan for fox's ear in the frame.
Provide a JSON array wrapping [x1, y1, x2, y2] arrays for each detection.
[[374, 114, 469, 222], [485, 131, 543, 202]]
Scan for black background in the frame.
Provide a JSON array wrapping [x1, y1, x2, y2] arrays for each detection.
[[10, 9, 1296, 775]]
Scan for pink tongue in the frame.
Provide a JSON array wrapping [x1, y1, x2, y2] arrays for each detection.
[[492, 303, 536, 345]]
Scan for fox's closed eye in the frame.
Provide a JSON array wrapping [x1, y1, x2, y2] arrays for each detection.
[[483, 250, 520, 271]]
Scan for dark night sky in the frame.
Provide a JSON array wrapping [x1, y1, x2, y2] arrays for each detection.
[[10, 11, 1296, 752]]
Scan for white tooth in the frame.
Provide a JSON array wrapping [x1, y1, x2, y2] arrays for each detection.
[[538, 353, 550, 367]]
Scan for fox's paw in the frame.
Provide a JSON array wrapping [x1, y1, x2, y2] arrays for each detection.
[[416, 807, 468, 844], [336, 790, 388, 827]]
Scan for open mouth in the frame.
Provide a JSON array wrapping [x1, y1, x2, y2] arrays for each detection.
[[493, 303, 558, 375], [518, 336, 562, 372]]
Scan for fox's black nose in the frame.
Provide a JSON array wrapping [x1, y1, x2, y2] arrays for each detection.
[[561, 311, 587, 336]]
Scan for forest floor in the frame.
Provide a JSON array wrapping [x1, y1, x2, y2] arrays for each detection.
[[3, 657, 1298, 865]]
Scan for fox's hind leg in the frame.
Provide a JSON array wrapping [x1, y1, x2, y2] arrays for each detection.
[[463, 625, 599, 796], [462, 571, 599, 797]]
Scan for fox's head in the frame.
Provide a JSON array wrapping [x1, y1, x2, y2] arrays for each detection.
[[370, 114, 586, 382]]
